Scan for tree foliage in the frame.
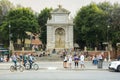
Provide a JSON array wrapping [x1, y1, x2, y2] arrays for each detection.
[[74, 1, 120, 50], [98, 2, 120, 48], [74, 3, 105, 49], [1, 8, 39, 46], [0, 0, 14, 45], [38, 8, 52, 45], [0, 0, 14, 24], [110, 5, 120, 47]]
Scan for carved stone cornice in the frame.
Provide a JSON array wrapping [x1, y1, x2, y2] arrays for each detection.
[[46, 23, 73, 26]]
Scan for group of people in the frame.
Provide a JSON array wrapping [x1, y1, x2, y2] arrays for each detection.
[[11, 53, 35, 69], [92, 53, 104, 65], [91, 53, 105, 69], [0, 54, 9, 62], [63, 53, 85, 69]]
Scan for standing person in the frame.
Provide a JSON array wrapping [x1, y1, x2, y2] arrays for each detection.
[[74, 54, 79, 68], [68, 53, 73, 68], [92, 55, 95, 64], [92, 55, 98, 65], [63, 55, 68, 68], [97, 54, 103, 68], [80, 53, 85, 68], [6, 54, 9, 62]]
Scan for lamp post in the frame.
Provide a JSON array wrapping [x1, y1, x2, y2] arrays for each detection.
[[107, 25, 111, 61], [107, 25, 110, 45], [96, 25, 98, 50], [8, 24, 11, 56]]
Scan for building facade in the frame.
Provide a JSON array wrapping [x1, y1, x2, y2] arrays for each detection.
[[47, 5, 73, 50]]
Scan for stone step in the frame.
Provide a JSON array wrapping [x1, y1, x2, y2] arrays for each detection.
[[36, 54, 63, 61]]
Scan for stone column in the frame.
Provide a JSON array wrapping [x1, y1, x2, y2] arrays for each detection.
[[84, 46, 87, 52], [108, 51, 111, 61], [108, 43, 111, 61], [22, 47, 24, 51], [95, 47, 97, 51]]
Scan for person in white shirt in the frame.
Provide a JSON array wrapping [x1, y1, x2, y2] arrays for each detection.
[[63, 55, 68, 68], [80, 53, 85, 68], [68, 53, 72, 68], [11, 53, 19, 67]]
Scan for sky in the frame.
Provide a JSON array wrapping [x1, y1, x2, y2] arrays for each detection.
[[8, 0, 120, 17]]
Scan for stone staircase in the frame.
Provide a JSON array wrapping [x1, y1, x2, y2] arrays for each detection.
[[35, 54, 63, 61]]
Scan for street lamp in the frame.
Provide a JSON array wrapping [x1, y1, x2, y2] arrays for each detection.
[[8, 24, 11, 56], [107, 25, 110, 45], [96, 25, 98, 48], [107, 25, 111, 61], [106, 25, 110, 50]]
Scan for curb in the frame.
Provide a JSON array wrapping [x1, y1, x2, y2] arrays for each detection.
[[0, 67, 108, 71], [56, 68, 108, 71]]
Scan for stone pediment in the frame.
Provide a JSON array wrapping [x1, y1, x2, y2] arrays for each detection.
[[51, 5, 70, 14]]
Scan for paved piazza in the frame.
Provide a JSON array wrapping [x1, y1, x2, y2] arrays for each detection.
[[0, 69, 119, 80]]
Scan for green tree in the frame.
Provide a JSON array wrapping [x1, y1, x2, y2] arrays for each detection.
[[97, 1, 113, 41], [0, 0, 14, 25], [1, 8, 39, 47], [98, 2, 120, 50], [74, 3, 105, 50], [38, 8, 52, 46], [110, 4, 120, 48], [0, 0, 14, 45]]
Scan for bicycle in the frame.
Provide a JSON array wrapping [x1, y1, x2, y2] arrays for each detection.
[[10, 62, 24, 72], [25, 62, 39, 70]]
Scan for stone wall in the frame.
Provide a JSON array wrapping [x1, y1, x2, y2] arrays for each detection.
[[117, 50, 120, 57], [87, 50, 119, 60]]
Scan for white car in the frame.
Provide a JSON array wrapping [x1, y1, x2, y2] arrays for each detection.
[[109, 61, 120, 72]]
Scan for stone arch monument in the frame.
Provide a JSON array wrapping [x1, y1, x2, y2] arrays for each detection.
[[47, 5, 73, 50]]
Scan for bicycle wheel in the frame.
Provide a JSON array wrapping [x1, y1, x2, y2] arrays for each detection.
[[19, 66, 24, 72], [10, 66, 15, 72], [33, 63, 39, 70], [25, 64, 30, 70]]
